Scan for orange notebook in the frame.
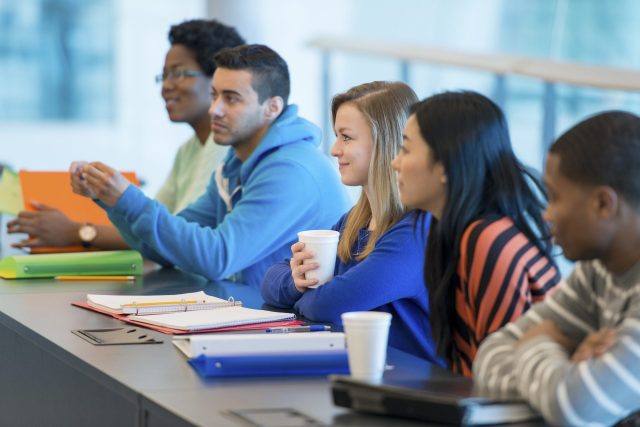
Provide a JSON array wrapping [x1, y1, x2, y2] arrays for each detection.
[[19, 170, 139, 253]]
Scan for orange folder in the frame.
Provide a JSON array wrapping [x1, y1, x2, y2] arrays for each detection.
[[19, 170, 139, 253]]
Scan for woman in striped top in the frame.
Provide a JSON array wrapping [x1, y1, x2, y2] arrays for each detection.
[[392, 91, 561, 376]]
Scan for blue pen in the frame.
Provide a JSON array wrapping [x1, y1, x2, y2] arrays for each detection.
[[265, 325, 331, 333]]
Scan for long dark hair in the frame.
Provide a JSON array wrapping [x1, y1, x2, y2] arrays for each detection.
[[413, 91, 553, 359]]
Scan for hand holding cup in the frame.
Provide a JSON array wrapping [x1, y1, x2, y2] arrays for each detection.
[[295, 230, 339, 290], [290, 242, 321, 292]]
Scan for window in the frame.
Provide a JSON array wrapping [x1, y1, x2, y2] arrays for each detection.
[[0, 0, 114, 122]]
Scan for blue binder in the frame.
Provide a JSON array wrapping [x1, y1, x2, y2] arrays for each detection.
[[188, 351, 350, 378]]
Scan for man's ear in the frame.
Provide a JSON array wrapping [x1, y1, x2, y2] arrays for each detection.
[[264, 96, 284, 121], [592, 185, 619, 219]]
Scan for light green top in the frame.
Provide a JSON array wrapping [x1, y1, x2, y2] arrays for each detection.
[[155, 133, 228, 213]]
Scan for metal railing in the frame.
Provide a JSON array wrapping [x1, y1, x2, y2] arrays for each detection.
[[311, 36, 640, 157]]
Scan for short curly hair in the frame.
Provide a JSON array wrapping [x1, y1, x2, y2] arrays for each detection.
[[168, 19, 245, 77]]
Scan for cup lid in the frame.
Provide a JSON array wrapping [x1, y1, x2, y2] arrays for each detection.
[[298, 230, 340, 241], [341, 311, 392, 324]]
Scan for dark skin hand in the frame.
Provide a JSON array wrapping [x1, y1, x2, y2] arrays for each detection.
[[517, 320, 575, 352], [518, 320, 617, 362], [7, 201, 78, 248]]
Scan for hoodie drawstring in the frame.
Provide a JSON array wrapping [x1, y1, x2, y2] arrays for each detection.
[[214, 162, 242, 213]]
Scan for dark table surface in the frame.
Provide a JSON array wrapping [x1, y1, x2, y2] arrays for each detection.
[[0, 267, 455, 426]]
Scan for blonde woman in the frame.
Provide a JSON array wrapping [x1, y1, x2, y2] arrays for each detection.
[[260, 81, 442, 364]]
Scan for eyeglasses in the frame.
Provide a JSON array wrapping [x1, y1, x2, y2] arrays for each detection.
[[155, 69, 204, 84]]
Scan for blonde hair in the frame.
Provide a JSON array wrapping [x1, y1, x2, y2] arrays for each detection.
[[331, 81, 418, 262]]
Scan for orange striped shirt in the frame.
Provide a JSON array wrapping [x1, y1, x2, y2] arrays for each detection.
[[452, 217, 560, 377]]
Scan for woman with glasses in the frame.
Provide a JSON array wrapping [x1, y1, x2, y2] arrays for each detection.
[[153, 19, 243, 214], [7, 19, 244, 250]]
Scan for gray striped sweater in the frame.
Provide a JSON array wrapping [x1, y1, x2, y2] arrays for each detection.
[[474, 259, 640, 426]]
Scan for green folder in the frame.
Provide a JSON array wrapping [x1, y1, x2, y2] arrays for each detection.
[[0, 250, 143, 279]]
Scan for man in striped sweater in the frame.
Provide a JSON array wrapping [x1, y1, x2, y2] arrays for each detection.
[[474, 111, 640, 426]]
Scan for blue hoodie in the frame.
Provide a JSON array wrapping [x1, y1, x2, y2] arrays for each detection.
[[102, 105, 351, 288]]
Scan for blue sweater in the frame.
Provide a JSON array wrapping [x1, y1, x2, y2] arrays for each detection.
[[101, 105, 351, 288], [260, 211, 443, 365]]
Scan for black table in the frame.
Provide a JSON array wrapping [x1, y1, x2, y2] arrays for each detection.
[[0, 268, 447, 427]]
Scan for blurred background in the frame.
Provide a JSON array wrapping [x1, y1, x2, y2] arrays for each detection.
[[0, 0, 638, 265], [1, 0, 639, 194]]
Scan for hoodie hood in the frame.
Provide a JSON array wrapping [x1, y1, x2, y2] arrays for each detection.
[[220, 104, 322, 183]]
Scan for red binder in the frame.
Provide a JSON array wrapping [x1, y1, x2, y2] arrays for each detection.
[[71, 301, 303, 335]]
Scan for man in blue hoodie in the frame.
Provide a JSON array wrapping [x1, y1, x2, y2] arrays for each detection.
[[70, 44, 351, 288]]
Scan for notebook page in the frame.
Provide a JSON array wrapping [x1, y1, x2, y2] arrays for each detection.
[[129, 302, 241, 315], [87, 291, 231, 314], [128, 306, 295, 331]]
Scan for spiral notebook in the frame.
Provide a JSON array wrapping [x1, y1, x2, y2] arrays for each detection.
[[72, 300, 302, 335], [128, 306, 296, 331], [87, 291, 239, 315]]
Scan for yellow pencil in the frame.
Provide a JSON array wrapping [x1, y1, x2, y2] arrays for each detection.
[[122, 300, 199, 307], [54, 275, 136, 281]]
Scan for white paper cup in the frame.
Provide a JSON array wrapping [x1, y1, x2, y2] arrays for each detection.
[[341, 311, 392, 382], [297, 230, 339, 288]]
